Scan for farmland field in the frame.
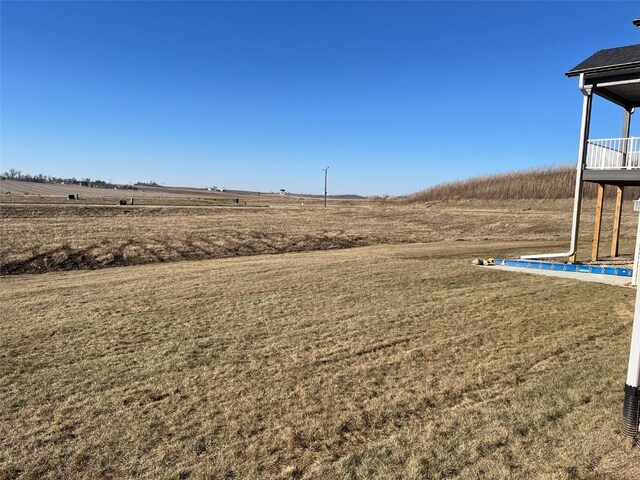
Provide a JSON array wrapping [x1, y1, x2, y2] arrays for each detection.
[[2, 195, 640, 479], [2, 197, 639, 275], [0, 179, 265, 200], [2, 240, 640, 478]]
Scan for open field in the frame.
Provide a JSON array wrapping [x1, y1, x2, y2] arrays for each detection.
[[2, 240, 640, 479], [0, 180, 357, 206], [0, 179, 260, 199], [2, 198, 639, 275], [3, 187, 640, 477]]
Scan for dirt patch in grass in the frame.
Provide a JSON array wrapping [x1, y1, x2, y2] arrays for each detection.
[[1, 240, 639, 478], [2, 199, 637, 275]]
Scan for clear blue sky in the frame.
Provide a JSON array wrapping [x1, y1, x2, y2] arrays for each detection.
[[2, 1, 639, 195]]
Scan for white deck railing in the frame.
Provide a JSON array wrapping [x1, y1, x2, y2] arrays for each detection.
[[586, 137, 640, 169]]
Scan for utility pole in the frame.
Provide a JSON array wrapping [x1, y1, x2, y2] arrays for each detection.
[[323, 166, 329, 208]]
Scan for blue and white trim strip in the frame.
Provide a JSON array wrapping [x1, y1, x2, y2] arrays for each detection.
[[492, 258, 633, 277]]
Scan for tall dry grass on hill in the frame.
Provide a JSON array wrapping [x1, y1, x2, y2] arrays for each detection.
[[407, 165, 640, 202]]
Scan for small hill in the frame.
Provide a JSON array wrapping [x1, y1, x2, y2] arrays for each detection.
[[407, 165, 640, 202]]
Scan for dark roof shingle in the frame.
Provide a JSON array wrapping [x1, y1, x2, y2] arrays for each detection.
[[566, 44, 640, 76]]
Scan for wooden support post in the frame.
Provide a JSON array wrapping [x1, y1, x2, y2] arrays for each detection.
[[592, 183, 605, 262], [611, 186, 624, 258]]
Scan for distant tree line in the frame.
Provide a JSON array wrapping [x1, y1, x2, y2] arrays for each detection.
[[0, 169, 165, 190], [134, 181, 162, 187]]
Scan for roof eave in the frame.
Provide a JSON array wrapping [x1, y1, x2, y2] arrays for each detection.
[[566, 61, 640, 77]]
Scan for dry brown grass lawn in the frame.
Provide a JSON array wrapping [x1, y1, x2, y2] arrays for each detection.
[[2, 240, 640, 479], [2, 199, 638, 275]]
